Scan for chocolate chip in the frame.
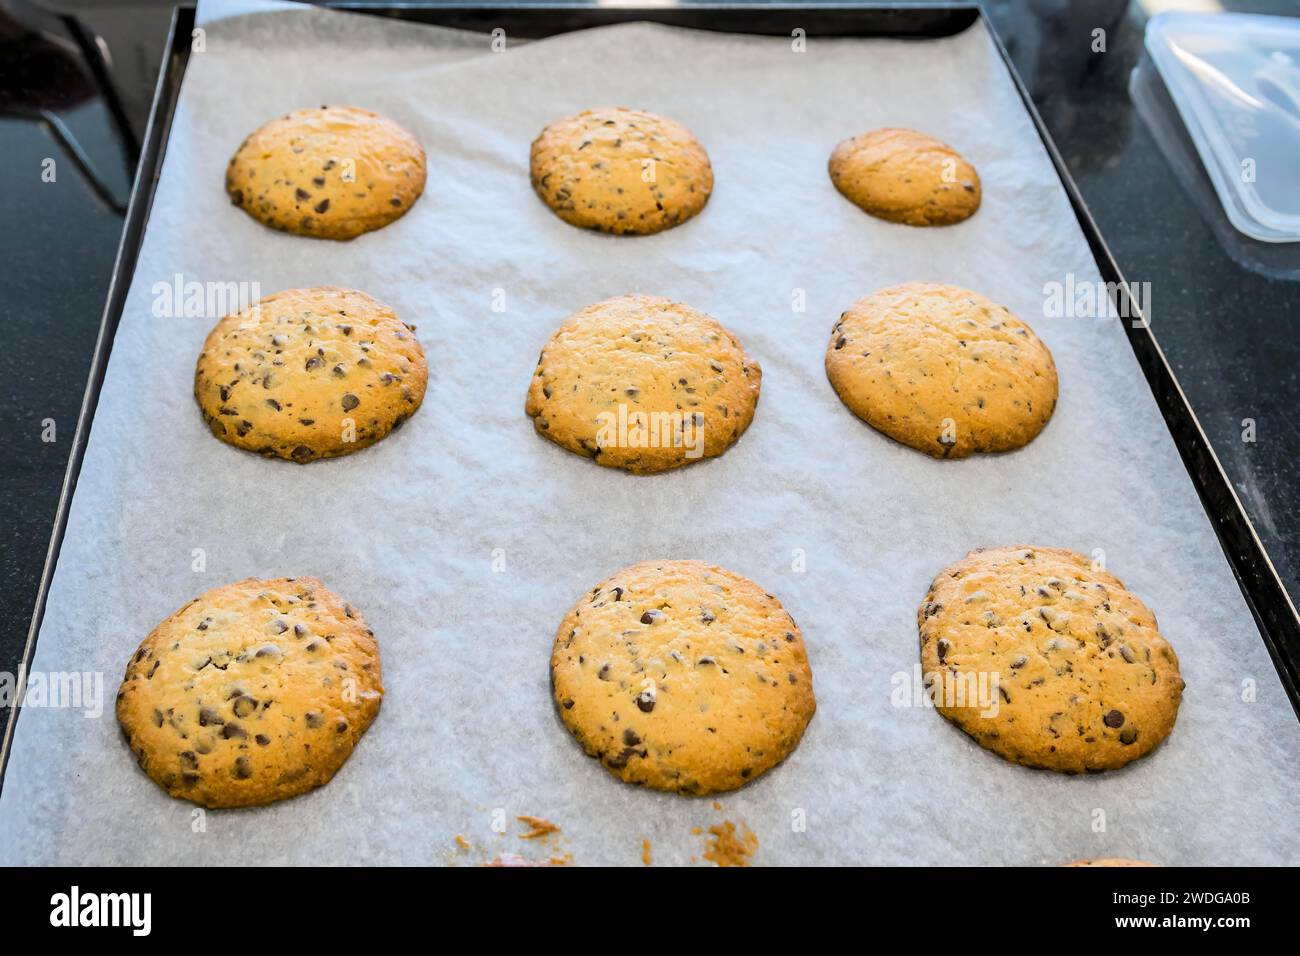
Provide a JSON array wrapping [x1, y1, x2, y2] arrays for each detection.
[[314, 199, 331, 214], [1010, 655, 1028, 669], [198, 707, 223, 726], [305, 356, 323, 371], [635, 689, 656, 713], [936, 638, 951, 663], [1103, 709, 1125, 728], [305, 711, 323, 728], [255, 734, 270, 746], [597, 663, 612, 681], [640, 610, 663, 625], [623, 729, 642, 746], [700, 608, 715, 624], [341, 393, 360, 411], [1119, 644, 1136, 663], [295, 188, 311, 201], [232, 696, 258, 718], [291, 444, 314, 461], [179, 751, 198, 769], [1119, 727, 1138, 745], [222, 723, 247, 740], [233, 756, 252, 779]]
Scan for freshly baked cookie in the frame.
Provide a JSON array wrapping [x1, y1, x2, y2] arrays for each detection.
[[530, 107, 712, 235], [828, 127, 980, 226], [525, 294, 761, 474], [1065, 858, 1157, 867], [116, 577, 383, 808], [226, 106, 425, 240], [551, 560, 815, 795], [195, 286, 427, 463], [918, 547, 1184, 773], [826, 282, 1057, 458]]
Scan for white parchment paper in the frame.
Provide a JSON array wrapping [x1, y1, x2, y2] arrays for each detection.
[[2, 1, 1297, 866]]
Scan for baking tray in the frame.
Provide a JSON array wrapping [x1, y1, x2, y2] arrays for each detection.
[[3, 0, 1297, 820]]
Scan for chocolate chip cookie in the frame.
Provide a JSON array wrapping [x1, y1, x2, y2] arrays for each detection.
[[525, 294, 761, 474], [194, 286, 426, 463], [116, 577, 383, 808], [829, 127, 980, 226], [530, 107, 712, 235], [226, 106, 425, 240], [918, 547, 1184, 773], [826, 282, 1058, 457], [551, 560, 816, 795]]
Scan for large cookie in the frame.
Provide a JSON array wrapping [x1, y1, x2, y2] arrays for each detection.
[[116, 577, 383, 808], [525, 294, 761, 474], [550, 560, 815, 795], [226, 106, 425, 240], [195, 286, 427, 463], [530, 107, 712, 235], [828, 127, 980, 226], [918, 547, 1184, 773], [826, 282, 1057, 457]]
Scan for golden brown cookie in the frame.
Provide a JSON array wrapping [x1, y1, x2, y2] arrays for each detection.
[[195, 286, 427, 463], [550, 560, 815, 795], [828, 127, 980, 226], [116, 577, 383, 808], [530, 107, 712, 235], [918, 547, 1184, 773], [1064, 858, 1158, 867], [525, 294, 761, 474], [226, 106, 425, 240], [826, 282, 1057, 458]]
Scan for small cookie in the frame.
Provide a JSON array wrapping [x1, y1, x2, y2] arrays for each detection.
[[826, 282, 1057, 457], [918, 547, 1184, 773], [530, 107, 712, 235], [116, 577, 383, 808], [195, 286, 427, 463], [551, 560, 815, 795], [525, 294, 761, 474], [828, 127, 980, 226], [226, 106, 425, 240], [1065, 858, 1157, 867]]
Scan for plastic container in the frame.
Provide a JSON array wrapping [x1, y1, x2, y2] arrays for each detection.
[[1145, 11, 1300, 243]]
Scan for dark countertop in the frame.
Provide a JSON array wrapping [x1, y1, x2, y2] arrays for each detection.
[[1, 0, 1297, 683]]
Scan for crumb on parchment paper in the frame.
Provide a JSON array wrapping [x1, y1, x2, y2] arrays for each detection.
[[455, 814, 571, 865], [641, 838, 652, 866], [702, 820, 757, 867], [484, 852, 570, 867], [517, 815, 561, 840]]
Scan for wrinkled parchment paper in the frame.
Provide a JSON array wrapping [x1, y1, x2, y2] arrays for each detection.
[[2, 0, 1297, 865]]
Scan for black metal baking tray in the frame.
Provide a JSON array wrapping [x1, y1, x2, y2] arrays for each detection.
[[4, 1, 1297, 791]]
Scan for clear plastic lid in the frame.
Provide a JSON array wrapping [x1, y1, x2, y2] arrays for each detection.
[[1145, 11, 1300, 243]]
